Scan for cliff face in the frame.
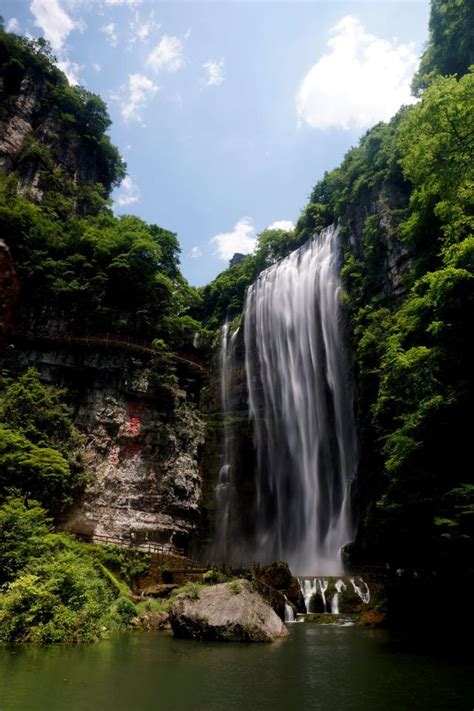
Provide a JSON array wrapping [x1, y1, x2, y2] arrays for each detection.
[[196, 326, 257, 560], [0, 70, 107, 199], [0, 239, 20, 345], [0, 31, 206, 554], [0, 31, 124, 204], [2, 339, 205, 551], [342, 182, 412, 299]]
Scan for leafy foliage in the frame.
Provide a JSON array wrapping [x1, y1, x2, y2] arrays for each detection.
[[0, 537, 116, 644], [0, 370, 85, 516], [0, 497, 51, 584], [0, 24, 125, 201], [412, 0, 474, 94], [0, 498, 142, 644], [337, 70, 474, 566], [90, 544, 152, 587]]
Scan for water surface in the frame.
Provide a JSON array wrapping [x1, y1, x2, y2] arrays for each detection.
[[0, 625, 471, 711]]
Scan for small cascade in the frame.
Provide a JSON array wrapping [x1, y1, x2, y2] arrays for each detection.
[[331, 579, 347, 615], [298, 576, 370, 615], [284, 602, 295, 623], [301, 578, 318, 612], [350, 578, 370, 605], [319, 579, 328, 612]]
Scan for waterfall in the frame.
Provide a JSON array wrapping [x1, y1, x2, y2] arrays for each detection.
[[350, 578, 370, 605], [298, 576, 369, 615], [331, 579, 347, 614], [244, 224, 358, 575], [212, 321, 239, 562], [319, 578, 328, 612], [301, 578, 318, 612], [284, 602, 296, 623]]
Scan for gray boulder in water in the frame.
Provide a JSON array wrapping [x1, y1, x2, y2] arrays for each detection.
[[169, 580, 289, 642]]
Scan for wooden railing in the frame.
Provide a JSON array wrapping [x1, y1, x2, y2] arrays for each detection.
[[9, 330, 207, 375], [67, 529, 186, 558]]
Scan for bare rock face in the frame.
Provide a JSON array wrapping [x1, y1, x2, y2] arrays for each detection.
[[169, 580, 289, 642], [66, 385, 204, 550], [5, 342, 205, 552]]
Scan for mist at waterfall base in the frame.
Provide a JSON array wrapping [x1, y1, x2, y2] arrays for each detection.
[[212, 225, 358, 575]]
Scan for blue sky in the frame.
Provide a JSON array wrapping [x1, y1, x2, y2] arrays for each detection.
[[2, 1, 430, 285]]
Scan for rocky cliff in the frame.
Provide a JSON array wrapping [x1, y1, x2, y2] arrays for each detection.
[[0, 31, 123, 203], [2, 336, 205, 551]]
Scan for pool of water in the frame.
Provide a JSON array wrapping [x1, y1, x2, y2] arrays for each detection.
[[0, 624, 472, 711]]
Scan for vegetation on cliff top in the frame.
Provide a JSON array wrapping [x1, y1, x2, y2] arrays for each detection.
[[0, 23, 125, 201]]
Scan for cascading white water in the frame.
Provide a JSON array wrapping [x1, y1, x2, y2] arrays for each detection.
[[350, 577, 370, 604], [284, 602, 296, 622], [319, 579, 328, 612], [298, 576, 369, 614], [244, 225, 358, 574], [212, 321, 239, 562], [301, 578, 318, 612], [331, 579, 347, 614]]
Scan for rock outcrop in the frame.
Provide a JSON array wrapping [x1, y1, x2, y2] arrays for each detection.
[[169, 580, 289, 642], [255, 561, 306, 615]]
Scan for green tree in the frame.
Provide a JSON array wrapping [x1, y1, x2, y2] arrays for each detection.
[[0, 497, 51, 583], [412, 0, 474, 94], [0, 368, 73, 450]]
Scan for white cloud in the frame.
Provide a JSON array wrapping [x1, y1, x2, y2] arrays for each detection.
[[190, 246, 203, 259], [211, 217, 257, 261], [93, 63, 101, 72], [6, 17, 20, 33], [297, 15, 418, 130], [57, 58, 81, 85], [30, 0, 75, 50], [120, 72, 159, 122], [267, 220, 295, 232], [102, 22, 118, 47], [105, 0, 142, 6], [129, 11, 160, 46], [147, 35, 185, 73], [203, 60, 225, 86], [115, 175, 140, 207]]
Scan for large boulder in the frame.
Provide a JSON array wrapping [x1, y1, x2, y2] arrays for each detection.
[[169, 580, 289, 642]]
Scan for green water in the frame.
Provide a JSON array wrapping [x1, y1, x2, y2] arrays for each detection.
[[0, 625, 472, 711]]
